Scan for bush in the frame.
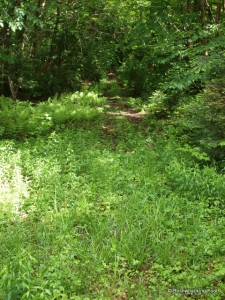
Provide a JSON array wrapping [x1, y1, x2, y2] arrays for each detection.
[[144, 90, 168, 118], [173, 78, 225, 161], [0, 92, 105, 138]]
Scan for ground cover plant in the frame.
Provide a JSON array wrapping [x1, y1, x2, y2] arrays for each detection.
[[0, 94, 224, 300], [0, 92, 106, 139], [1, 1, 225, 299]]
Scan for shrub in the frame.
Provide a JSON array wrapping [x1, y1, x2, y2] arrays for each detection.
[[173, 78, 225, 161], [0, 92, 105, 138]]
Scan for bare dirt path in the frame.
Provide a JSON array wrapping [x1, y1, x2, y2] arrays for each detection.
[[105, 97, 146, 124]]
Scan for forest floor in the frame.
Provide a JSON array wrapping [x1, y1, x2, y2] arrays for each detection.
[[105, 97, 146, 123], [0, 93, 224, 300]]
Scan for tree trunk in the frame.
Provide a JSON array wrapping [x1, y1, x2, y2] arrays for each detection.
[[8, 77, 18, 100], [200, 0, 206, 25], [216, 3, 222, 22], [187, 0, 192, 13], [193, 0, 201, 12], [32, 0, 46, 57]]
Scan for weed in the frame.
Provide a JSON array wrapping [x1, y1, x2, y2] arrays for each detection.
[[0, 93, 224, 299]]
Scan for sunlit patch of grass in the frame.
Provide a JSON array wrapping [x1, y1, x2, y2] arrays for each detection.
[[0, 144, 30, 218], [0, 95, 225, 299]]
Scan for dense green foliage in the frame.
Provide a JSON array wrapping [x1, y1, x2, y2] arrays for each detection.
[[0, 92, 106, 138], [0, 0, 129, 99], [1, 0, 225, 157], [0, 96, 225, 299], [1, 0, 225, 299]]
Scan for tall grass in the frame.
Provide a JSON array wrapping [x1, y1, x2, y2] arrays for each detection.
[[0, 94, 224, 299]]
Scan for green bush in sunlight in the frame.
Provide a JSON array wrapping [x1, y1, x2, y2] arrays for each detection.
[[0, 92, 105, 138]]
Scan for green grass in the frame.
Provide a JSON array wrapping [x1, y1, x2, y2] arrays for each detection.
[[0, 94, 224, 299]]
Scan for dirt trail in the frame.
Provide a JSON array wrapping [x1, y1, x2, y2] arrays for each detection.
[[101, 97, 147, 146], [105, 97, 146, 124]]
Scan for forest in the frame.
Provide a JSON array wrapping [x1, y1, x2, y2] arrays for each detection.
[[0, 0, 225, 299]]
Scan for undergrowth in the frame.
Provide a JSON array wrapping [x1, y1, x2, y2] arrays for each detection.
[[0, 92, 106, 139], [0, 93, 224, 299]]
